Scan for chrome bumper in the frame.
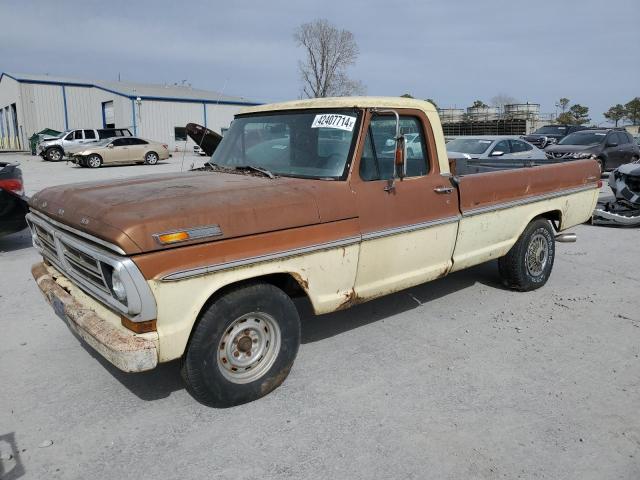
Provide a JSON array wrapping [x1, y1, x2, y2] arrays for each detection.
[[31, 262, 158, 372]]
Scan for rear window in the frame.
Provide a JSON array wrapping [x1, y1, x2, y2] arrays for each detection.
[[84, 130, 96, 139]]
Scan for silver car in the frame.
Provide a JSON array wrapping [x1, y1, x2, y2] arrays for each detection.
[[446, 135, 545, 160]]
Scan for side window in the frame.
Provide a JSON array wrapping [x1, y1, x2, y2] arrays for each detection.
[[510, 140, 531, 153], [616, 132, 629, 144], [65, 132, 74, 140], [492, 140, 511, 154], [359, 116, 429, 181], [73, 130, 83, 140], [84, 130, 96, 139], [111, 138, 126, 147], [130, 138, 148, 145]]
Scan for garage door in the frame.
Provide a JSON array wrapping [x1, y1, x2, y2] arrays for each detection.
[[102, 101, 115, 128]]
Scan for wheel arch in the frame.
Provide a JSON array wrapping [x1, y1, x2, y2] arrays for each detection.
[[534, 209, 563, 231]]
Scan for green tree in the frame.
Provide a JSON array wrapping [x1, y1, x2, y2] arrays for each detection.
[[604, 104, 626, 127], [471, 100, 488, 108], [400, 93, 414, 98], [556, 112, 574, 125], [569, 104, 590, 125], [425, 98, 438, 109], [624, 97, 640, 125]]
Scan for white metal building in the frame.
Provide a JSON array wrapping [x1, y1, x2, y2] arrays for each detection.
[[0, 72, 259, 151]]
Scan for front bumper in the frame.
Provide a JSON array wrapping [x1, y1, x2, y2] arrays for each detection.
[[31, 262, 158, 372]]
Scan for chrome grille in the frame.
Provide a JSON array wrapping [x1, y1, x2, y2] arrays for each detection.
[[59, 240, 110, 293], [26, 211, 157, 322]]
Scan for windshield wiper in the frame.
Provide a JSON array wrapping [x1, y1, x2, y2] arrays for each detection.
[[234, 165, 276, 179]]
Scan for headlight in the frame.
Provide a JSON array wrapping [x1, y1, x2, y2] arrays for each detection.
[[111, 268, 128, 303]]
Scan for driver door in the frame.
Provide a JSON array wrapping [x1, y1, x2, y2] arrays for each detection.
[[351, 110, 460, 300]]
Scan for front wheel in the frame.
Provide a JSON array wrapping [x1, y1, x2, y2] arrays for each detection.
[[498, 219, 555, 291], [144, 151, 159, 165], [182, 283, 301, 407], [87, 154, 102, 168], [46, 148, 64, 162]]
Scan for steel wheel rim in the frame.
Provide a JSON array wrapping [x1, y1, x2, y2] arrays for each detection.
[[217, 312, 281, 384], [525, 231, 549, 277], [147, 153, 158, 164], [89, 156, 100, 167]]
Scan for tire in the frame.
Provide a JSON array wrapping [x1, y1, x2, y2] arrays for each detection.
[[87, 154, 102, 168], [498, 219, 555, 291], [182, 282, 301, 407], [144, 151, 159, 165], [46, 148, 64, 162]]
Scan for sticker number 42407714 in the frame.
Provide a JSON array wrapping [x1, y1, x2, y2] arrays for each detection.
[[311, 114, 356, 132]]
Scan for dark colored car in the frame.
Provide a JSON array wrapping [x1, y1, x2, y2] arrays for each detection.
[[545, 129, 640, 172], [0, 162, 28, 238], [522, 124, 588, 149]]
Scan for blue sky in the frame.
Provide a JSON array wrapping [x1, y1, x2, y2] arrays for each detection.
[[1, 0, 638, 123]]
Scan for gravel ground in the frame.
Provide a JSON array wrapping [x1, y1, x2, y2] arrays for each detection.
[[1, 152, 638, 479]]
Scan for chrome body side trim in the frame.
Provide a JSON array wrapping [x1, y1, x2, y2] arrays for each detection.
[[26, 212, 157, 322], [29, 209, 127, 255], [361, 216, 460, 241], [461, 184, 598, 218], [162, 236, 362, 281]]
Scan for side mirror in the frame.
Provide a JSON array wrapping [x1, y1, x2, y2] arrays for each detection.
[[107, 144, 114, 148], [491, 150, 504, 157], [395, 135, 406, 179]]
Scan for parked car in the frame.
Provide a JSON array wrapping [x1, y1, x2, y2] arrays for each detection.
[[0, 162, 28, 238], [27, 96, 600, 407], [522, 124, 588, 149], [446, 136, 545, 160], [545, 129, 640, 172], [69, 136, 170, 168], [37, 128, 132, 161]]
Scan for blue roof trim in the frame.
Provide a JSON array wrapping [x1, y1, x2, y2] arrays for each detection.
[[1, 72, 260, 106]]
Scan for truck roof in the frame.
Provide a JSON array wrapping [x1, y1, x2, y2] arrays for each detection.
[[240, 96, 438, 115]]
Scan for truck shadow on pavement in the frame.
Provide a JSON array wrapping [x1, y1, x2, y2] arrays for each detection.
[[81, 260, 505, 402], [300, 260, 504, 344]]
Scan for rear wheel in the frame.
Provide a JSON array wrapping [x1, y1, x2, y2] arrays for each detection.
[[87, 154, 102, 168], [46, 148, 64, 162], [144, 151, 159, 165], [498, 219, 555, 291], [182, 283, 301, 407]]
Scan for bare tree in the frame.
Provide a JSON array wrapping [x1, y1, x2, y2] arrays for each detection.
[[294, 19, 365, 98]]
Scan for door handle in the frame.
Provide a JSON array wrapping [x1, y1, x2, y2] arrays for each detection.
[[433, 186, 454, 194]]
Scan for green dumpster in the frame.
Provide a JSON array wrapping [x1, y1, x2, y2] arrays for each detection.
[[29, 128, 62, 155]]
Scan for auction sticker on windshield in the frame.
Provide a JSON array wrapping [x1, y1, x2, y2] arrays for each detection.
[[311, 114, 356, 131]]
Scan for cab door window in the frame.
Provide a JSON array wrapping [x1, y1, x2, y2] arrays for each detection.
[[491, 140, 511, 155], [73, 130, 83, 140], [360, 116, 429, 181], [84, 130, 96, 140]]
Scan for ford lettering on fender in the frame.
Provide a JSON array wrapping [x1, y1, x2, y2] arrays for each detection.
[[27, 97, 601, 406]]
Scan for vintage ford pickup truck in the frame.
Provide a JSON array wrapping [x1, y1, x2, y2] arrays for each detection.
[[27, 97, 601, 406]]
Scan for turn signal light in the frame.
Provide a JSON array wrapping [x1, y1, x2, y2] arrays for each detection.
[[157, 231, 189, 244]]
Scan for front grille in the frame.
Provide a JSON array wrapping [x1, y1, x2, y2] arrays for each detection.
[[26, 211, 156, 321], [27, 213, 121, 307], [59, 240, 111, 293]]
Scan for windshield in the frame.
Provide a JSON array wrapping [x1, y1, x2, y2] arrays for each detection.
[[446, 138, 493, 154], [534, 126, 568, 135], [558, 131, 606, 146], [209, 109, 361, 179]]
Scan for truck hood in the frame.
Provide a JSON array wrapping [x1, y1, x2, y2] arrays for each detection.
[[29, 171, 352, 254]]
